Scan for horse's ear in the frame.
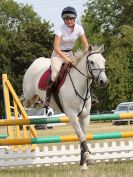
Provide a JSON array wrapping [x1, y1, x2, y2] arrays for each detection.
[[88, 45, 93, 52], [98, 44, 104, 53]]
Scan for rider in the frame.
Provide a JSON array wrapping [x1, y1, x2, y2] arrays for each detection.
[[44, 6, 89, 108]]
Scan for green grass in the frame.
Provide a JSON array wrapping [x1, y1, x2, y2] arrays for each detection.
[[0, 161, 133, 177]]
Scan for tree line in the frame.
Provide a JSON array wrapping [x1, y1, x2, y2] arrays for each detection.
[[81, 0, 133, 111], [0, 0, 133, 115]]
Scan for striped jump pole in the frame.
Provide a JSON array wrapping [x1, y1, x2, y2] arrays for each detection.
[[0, 113, 133, 126], [0, 131, 133, 146], [0, 134, 7, 139]]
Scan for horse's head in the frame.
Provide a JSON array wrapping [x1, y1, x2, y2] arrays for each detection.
[[85, 45, 108, 87]]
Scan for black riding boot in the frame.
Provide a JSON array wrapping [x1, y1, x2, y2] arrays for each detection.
[[44, 78, 54, 108]]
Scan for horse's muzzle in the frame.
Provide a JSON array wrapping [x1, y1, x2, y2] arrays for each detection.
[[99, 79, 108, 87]]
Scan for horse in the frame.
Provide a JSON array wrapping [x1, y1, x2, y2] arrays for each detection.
[[22, 45, 108, 170]]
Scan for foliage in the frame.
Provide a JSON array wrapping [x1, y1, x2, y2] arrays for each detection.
[[1, 0, 133, 114], [81, 0, 133, 111], [0, 0, 54, 115], [107, 25, 133, 108]]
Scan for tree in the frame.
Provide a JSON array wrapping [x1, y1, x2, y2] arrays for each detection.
[[0, 0, 54, 115], [81, 0, 133, 111], [107, 25, 133, 108]]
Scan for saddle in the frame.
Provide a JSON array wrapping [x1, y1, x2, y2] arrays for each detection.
[[38, 63, 72, 112], [38, 63, 72, 92]]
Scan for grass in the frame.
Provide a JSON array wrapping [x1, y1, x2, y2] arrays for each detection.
[[37, 121, 133, 136], [0, 161, 133, 177], [0, 122, 133, 176]]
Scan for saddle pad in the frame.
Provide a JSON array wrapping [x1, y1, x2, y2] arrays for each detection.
[[38, 68, 51, 90], [38, 63, 72, 92], [38, 63, 72, 113]]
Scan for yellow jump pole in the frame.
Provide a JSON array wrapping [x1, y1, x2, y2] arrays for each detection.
[[2, 74, 37, 151], [0, 130, 133, 146]]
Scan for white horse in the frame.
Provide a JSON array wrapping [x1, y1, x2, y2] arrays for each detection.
[[22, 45, 108, 170]]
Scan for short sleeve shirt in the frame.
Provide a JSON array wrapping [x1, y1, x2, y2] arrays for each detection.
[[54, 23, 85, 50]]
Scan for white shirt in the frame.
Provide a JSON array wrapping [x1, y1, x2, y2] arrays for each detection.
[[54, 23, 85, 50]]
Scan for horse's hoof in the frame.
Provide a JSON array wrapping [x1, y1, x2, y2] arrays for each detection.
[[80, 163, 88, 170], [84, 152, 95, 165]]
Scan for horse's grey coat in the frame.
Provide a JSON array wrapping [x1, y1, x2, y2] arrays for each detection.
[[22, 45, 108, 169]]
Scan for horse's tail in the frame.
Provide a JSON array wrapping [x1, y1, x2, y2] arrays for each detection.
[[20, 94, 25, 102], [20, 94, 43, 109], [19, 94, 31, 108]]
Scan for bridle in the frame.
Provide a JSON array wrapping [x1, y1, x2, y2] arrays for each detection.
[[86, 52, 105, 81], [72, 52, 105, 80], [68, 51, 106, 115]]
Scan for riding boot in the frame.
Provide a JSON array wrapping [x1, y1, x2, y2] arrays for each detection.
[[44, 78, 54, 108]]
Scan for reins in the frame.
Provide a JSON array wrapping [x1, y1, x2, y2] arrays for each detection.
[[72, 65, 92, 79], [68, 51, 105, 115]]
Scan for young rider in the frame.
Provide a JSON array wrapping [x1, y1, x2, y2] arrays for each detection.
[[44, 6, 89, 108]]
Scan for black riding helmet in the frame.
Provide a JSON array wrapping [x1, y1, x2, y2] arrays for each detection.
[[61, 6, 77, 19]]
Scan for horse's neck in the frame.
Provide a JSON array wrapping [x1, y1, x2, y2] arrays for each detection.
[[69, 56, 92, 95]]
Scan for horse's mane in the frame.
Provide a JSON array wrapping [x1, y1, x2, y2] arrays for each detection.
[[72, 45, 103, 65], [72, 49, 86, 65]]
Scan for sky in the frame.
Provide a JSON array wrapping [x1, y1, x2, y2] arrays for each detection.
[[15, 0, 88, 28]]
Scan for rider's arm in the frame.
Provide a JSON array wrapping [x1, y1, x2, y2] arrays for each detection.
[[80, 34, 89, 50], [54, 35, 72, 63]]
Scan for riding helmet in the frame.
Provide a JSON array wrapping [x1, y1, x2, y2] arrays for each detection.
[[61, 6, 77, 19]]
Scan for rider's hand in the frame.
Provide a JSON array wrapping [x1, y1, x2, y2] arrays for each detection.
[[64, 53, 74, 64]]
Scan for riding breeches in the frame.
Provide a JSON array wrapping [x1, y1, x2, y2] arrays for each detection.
[[51, 51, 73, 81]]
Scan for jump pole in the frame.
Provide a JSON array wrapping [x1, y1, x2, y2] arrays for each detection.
[[0, 113, 133, 126], [0, 131, 133, 146], [0, 134, 7, 139]]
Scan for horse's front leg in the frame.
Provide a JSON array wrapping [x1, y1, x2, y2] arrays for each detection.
[[79, 115, 94, 168], [67, 113, 90, 169]]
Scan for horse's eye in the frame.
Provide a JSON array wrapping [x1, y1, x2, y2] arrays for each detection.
[[90, 61, 94, 65]]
